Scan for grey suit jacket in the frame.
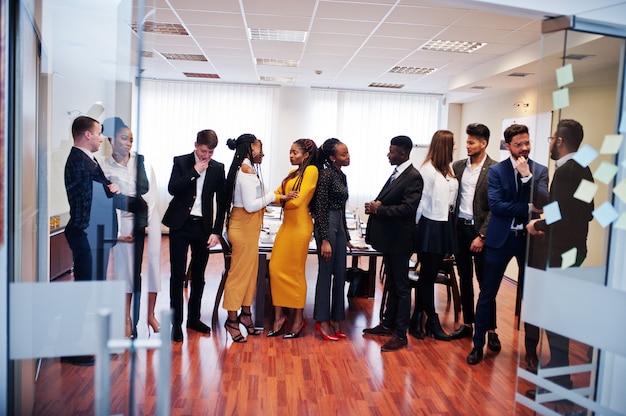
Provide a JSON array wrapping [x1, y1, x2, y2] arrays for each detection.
[[452, 155, 496, 237]]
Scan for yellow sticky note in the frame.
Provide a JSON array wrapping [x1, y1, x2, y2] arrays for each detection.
[[556, 64, 574, 88], [561, 247, 577, 269], [600, 134, 623, 155], [593, 161, 619, 185], [614, 213, 626, 231], [553, 88, 570, 110], [573, 179, 598, 203], [613, 179, 626, 204]]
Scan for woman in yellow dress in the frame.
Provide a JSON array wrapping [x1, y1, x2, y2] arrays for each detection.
[[267, 138, 319, 338]]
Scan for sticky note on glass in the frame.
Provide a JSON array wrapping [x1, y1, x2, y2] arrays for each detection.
[[573, 179, 598, 203], [553, 88, 570, 110], [613, 179, 626, 204], [614, 213, 626, 231], [592, 201, 619, 228], [543, 201, 562, 225], [560, 247, 577, 269], [556, 64, 574, 87], [600, 134, 623, 155], [573, 144, 598, 168], [593, 161, 619, 185]]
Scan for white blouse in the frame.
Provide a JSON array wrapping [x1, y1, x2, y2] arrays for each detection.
[[233, 159, 274, 212], [416, 161, 458, 222]]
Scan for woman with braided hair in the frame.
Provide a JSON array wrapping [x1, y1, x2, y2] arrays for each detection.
[[222, 134, 285, 342], [266, 138, 319, 338]]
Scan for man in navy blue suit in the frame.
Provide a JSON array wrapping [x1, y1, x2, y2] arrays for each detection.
[[162, 129, 227, 342], [467, 124, 549, 365]]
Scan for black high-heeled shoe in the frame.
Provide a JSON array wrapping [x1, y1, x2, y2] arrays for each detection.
[[266, 318, 286, 337], [238, 311, 260, 336], [409, 311, 425, 340], [284, 319, 307, 339], [224, 319, 246, 343], [425, 313, 451, 341]]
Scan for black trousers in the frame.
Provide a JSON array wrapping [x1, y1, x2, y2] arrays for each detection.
[[169, 218, 210, 326], [381, 252, 412, 339]]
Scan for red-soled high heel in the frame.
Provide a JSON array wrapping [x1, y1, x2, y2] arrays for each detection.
[[315, 321, 339, 341]]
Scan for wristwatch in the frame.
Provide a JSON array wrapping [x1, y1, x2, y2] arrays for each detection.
[[479, 234, 486, 241]]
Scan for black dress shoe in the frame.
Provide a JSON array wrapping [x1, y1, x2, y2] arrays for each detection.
[[172, 325, 183, 342], [186, 320, 211, 334], [487, 332, 501, 352], [381, 335, 408, 352], [526, 354, 539, 373], [466, 347, 483, 365], [61, 355, 95, 366], [450, 325, 472, 340], [363, 324, 393, 336]]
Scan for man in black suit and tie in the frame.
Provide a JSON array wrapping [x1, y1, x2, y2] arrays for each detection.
[[525, 119, 594, 390], [162, 129, 227, 342], [450, 123, 499, 348], [363, 135, 423, 352], [467, 124, 549, 365]]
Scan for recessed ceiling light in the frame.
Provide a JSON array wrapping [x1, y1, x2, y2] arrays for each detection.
[[260, 76, 295, 83], [249, 28, 307, 42], [508, 72, 533, 77], [184, 73, 220, 79], [161, 53, 207, 62], [256, 58, 299, 67], [368, 82, 405, 89], [389, 66, 436, 75], [562, 54, 595, 60], [421, 40, 486, 53], [132, 21, 188, 36]]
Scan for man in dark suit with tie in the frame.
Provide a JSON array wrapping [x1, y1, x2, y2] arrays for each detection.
[[64, 116, 120, 283], [525, 119, 594, 390], [363, 135, 423, 352], [450, 124, 499, 348], [63, 115, 121, 366], [467, 124, 548, 365], [162, 129, 227, 342]]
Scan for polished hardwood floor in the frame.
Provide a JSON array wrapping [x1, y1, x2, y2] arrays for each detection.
[[33, 238, 588, 415]]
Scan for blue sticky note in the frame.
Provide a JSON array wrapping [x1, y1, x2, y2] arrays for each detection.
[[560, 247, 577, 269], [553, 88, 570, 110], [543, 201, 562, 225], [593, 161, 619, 185], [573, 144, 599, 168], [592, 201, 619, 228]]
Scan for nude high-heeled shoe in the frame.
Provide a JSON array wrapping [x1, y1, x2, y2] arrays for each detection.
[[125, 319, 134, 339], [148, 314, 161, 336]]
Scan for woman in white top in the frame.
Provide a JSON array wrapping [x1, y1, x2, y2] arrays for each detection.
[[412, 130, 459, 341], [101, 117, 162, 338], [222, 134, 287, 342]]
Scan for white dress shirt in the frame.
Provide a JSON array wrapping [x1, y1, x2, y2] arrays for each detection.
[[416, 161, 458, 222]]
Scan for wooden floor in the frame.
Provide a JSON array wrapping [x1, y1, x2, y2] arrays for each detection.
[[34, 238, 571, 415]]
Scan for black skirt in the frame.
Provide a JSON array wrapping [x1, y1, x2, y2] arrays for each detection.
[[414, 215, 457, 255]]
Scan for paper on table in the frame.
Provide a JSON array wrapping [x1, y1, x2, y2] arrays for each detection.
[[543, 201, 562, 225], [561, 247, 578, 269], [613, 178, 626, 204], [573, 144, 598, 168], [592, 201, 619, 228], [593, 161, 619, 185], [600, 134, 623, 155], [556, 64, 574, 88], [573, 179, 598, 203], [553, 88, 570, 110]]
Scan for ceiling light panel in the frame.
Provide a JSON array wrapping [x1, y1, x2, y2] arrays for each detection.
[[421, 40, 486, 53], [132, 21, 188, 36], [249, 28, 307, 42], [184, 73, 220, 79], [389, 66, 436, 75], [508, 72, 533, 77], [260, 76, 295, 83], [161, 53, 208, 61], [256, 58, 299, 67], [368, 82, 405, 89]]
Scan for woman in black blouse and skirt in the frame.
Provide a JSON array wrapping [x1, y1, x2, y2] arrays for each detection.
[[313, 138, 352, 341]]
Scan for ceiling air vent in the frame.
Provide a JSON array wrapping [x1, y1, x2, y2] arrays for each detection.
[[249, 28, 307, 42], [368, 82, 404, 89], [161, 53, 207, 62], [256, 58, 299, 67], [184, 73, 220, 79], [132, 21, 188, 36], [421, 40, 486, 53], [260, 76, 295, 83], [508, 72, 533, 77]]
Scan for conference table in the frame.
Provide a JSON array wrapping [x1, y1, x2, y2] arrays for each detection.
[[249, 207, 382, 330]]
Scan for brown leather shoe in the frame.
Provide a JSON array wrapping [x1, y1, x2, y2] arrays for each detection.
[[363, 324, 393, 336], [381, 335, 408, 352]]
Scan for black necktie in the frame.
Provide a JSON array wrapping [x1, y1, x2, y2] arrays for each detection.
[[513, 172, 524, 226]]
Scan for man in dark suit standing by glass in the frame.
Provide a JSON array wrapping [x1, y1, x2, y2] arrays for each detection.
[[162, 129, 227, 342], [362, 135, 423, 352]]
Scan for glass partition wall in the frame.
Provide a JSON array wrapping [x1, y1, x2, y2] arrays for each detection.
[[515, 21, 626, 415]]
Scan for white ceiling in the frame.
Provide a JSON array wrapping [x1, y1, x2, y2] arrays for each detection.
[[133, 0, 626, 103]]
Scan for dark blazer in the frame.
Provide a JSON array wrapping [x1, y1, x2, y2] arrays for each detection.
[[64, 146, 114, 230], [453, 155, 497, 237], [485, 158, 548, 249], [162, 152, 226, 235], [366, 164, 423, 254], [535, 158, 594, 265]]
